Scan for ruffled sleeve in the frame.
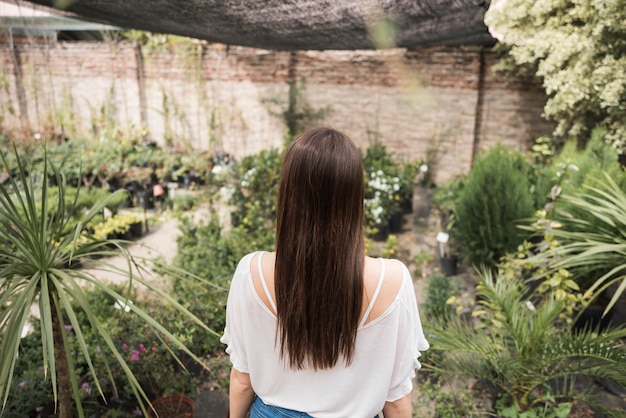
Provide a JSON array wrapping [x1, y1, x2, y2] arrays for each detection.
[[386, 262, 429, 401], [220, 253, 256, 373]]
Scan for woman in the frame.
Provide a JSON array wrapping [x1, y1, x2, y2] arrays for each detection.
[[221, 128, 429, 417]]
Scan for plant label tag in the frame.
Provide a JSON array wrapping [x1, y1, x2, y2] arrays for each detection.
[[436, 232, 449, 243]]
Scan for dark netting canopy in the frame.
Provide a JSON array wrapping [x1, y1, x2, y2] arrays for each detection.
[[23, 0, 495, 50]]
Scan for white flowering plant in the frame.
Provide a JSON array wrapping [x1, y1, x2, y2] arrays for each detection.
[[362, 141, 416, 233], [364, 169, 402, 228]]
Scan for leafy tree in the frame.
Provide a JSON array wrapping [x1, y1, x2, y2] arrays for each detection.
[[485, 0, 626, 154]]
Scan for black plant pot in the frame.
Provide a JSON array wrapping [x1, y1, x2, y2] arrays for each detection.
[[137, 189, 155, 210], [371, 224, 390, 242], [440, 255, 458, 276], [130, 221, 143, 239], [388, 211, 404, 233], [401, 196, 413, 214]]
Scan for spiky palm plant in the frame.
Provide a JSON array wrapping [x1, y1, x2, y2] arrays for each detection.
[[0, 146, 217, 417], [529, 172, 626, 315], [426, 268, 626, 416]]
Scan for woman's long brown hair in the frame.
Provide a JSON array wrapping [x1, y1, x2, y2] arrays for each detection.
[[275, 127, 365, 370]]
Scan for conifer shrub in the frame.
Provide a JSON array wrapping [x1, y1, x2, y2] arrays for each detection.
[[454, 144, 534, 268]]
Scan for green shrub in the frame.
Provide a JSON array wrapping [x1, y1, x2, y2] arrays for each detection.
[[533, 128, 624, 210], [7, 284, 199, 417], [171, 214, 275, 354], [413, 379, 479, 418], [3, 328, 56, 417], [532, 129, 626, 235], [170, 191, 199, 211], [229, 148, 282, 228], [454, 144, 534, 268], [423, 273, 456, 327], [91, 211, 143, 240]]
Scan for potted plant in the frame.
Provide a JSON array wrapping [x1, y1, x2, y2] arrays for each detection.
[[364, 169, 403, 238], [431, 175, 466, 275], [436, 231, 458, 276]]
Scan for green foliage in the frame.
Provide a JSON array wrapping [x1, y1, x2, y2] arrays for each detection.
[[361, 140, 397, 174], [382, 234, 398, 258], [170, 191, 199, 212], [485, 0, 626, 152], [499, 239, 590, 327], [423, 273, 457, 327], [454, 145, 534, 268], [228, 148, 282, 229], [532, 128, 624, 208], [4, 284, 200, 416], [171, 213, 274, 355], [432, 175, 466, 252], [532, 129, 626, 232], [524, 171, 626, 315], [432, 175, 465, 220], [496, 392, 572, 418], [413, 379, 478, 417], [426, 268, 626, 415], [2, 328, 56, 417], [0, 145, 214, 417], [91, 212, 143, 240], [89, 302, 197, 400], [362, 141, 417, 233]]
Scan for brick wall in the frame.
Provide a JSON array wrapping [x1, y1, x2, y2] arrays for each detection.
[[0, 38, 553, 184]]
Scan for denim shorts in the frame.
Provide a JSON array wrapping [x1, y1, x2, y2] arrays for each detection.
[[250, 397, 380, 418], [250, 397, 313, 417]]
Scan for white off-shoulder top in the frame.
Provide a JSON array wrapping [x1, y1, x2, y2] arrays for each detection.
[[220, 251, 429, 418]]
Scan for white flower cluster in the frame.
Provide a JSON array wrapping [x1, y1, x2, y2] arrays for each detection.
[[365, 199, 385, 225], [211, 162, 234, 185], [368, 170, 401, 194], [240, 167, 257, 188], [364, 170, 400, 225], [219, 185, 235, 202]]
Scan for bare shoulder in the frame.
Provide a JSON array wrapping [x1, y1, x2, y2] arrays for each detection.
[[250, 251, 277, 314], [362, 256, 407, 324], [383, 257, 407, 284]]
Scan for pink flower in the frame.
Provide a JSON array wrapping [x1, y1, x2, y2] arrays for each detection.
[[139, 344, 146, 353], [122, 343, 129, 350], [131, 349, 140, 361], [19, 381, 27, 388], [81, 382, 92, 395]]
